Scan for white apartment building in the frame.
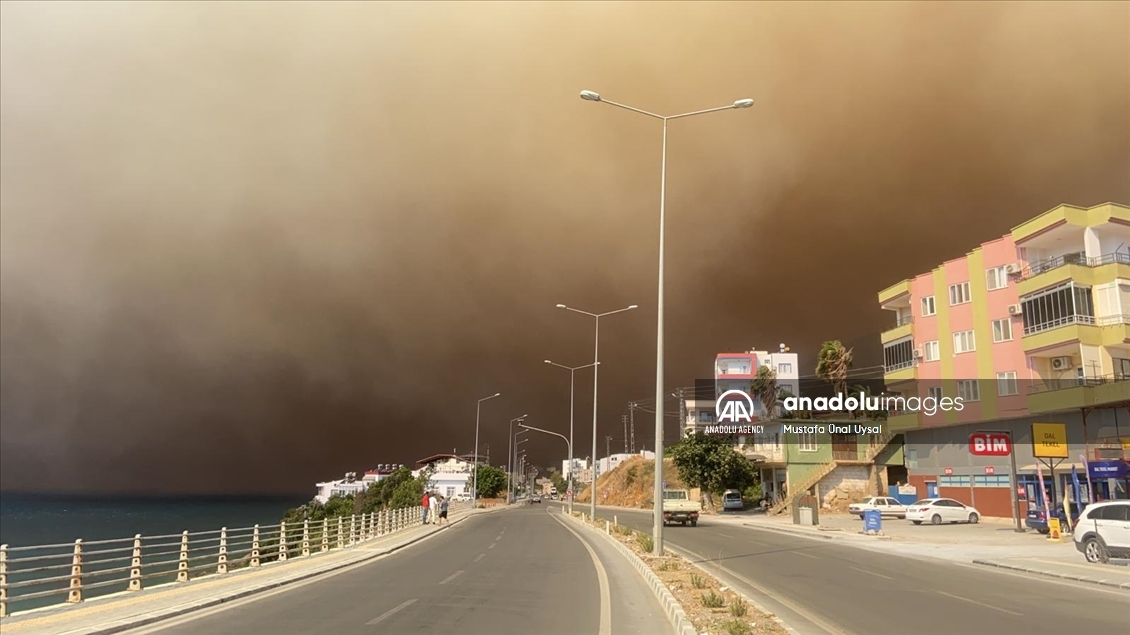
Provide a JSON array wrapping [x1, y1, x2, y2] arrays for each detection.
[[561, 458, 589, 480], [314, 472, 367, 504], [412, 454, 475, 499], [682, 399, 715, 438], [753, 348, 800, 400]]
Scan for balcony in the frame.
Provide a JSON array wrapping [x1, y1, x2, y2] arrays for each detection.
[[1026, 374, 1130, 413], [886, 410, 922, 431], [1023, 315, 1101, 352], [1086, 436, 1130, 462], [883, 359, 918, 383], [881, 315, 914, 345], [1017, 252, 1130, 296]]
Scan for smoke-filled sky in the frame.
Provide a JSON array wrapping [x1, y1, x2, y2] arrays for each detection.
[[2, 1, 1128, 495]]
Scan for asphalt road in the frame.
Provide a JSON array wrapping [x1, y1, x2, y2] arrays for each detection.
[[120, 506, 670, 635], [569, 504, 1130, 635]]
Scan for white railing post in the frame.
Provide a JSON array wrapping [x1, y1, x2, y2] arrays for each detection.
[[66, 539, 84, 604], [251, 525, 261, 567], [1, 543, 9, 617], [363, 512, 370, 540], [129, 534, 142, 591], [279, 522, 289, 562], [321, 518, 329, 552], [218, 527, 229, 574], [336, 517, 344, 549], [349, 514, 357, 545], [302, 520, 310, 557], [176, 532, 190, 582]]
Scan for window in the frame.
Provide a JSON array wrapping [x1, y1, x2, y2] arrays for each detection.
[[992, 318, 1013, 342], [884, 338, 915, 371], [921, 296, 936, 316], [986, 266, 1008, 291], [927, 386, 943, 401], [923, 341, 940, 362], [698, 411, 714, 423], [953, 330, 976, 354], [906, 448, 918, 469], [778, 363, 792, 374], [996, 371, 1019, 396], [798, 431, 817, 452], [939, 475, 971, 487], [949, 282, 971, 306], [958, 379, 980, 402], [1021, 282, 1095, 335], [973, 475, 1010, 487]]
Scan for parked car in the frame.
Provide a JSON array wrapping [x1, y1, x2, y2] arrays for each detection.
[[722, 490, 743, 511], [1025, 502, 1084, 534], [905, 498, 981, 525], [531, 495, 542, 504], [1073, 500, 1130, 564], [848, 496, 907, 519]]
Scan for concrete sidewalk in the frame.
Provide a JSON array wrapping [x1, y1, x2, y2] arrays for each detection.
[[0, 507, 504, 635], [973, 556, 1130, 590]]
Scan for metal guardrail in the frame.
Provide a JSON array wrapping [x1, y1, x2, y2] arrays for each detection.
[[0, 503, 466, 618], [1019, 251, 1130, 280], [1026, 374, 1129, 393], [883, 359, 917, 373]]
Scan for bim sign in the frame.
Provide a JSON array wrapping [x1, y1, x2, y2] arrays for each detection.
[[969, 433, 1012, 456]]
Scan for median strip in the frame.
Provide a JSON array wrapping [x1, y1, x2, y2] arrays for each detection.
[[565, 509, 791, 635]]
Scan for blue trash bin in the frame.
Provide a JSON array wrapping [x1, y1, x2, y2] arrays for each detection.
[[864, 509, 882, 534]]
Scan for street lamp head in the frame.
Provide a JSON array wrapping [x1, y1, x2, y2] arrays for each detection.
[[556, 304, 567, 309], [733, 98, 755, 109], [493, 392, 501, 397], [544, 360, 552, 364], [580, 90, 601, 102], [628, 305, 639, 310]]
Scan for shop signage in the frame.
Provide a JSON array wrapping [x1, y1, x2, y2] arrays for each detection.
[[985, 466, 995, 475], [1088, 460, 1130, 480], [1031, 423, 1069, 459], [944, 467, 953, 475], [969, 433, 1011, 456]]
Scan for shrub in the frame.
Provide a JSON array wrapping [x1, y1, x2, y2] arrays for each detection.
[[729, 598, 748, 617], [700, 590, 725, 608], [635, 532, 653, 552], [690, 573, 708, 589], [721, 619, 753, 635]]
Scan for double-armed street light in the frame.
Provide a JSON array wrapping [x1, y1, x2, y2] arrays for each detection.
[[556, 303, 638, 521], [472, 393, 501, 508], [579, 89, 754, 555], [545, 360, 600, 515], [508, 415, 529, 503]]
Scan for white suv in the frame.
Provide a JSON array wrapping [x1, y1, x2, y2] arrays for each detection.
[[1072, 500, 1130, 564]]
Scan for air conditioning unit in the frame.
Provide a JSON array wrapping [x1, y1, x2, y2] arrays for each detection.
[[1005, 263, 1020, 274], [1008, 304, 1022, 316], [913, 348, 924, 359], [1051, 357, 1073, 371]]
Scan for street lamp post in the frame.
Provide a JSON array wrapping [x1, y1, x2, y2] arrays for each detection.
[[556, 303, 638, 521], [518, 423, 573, 503], [580, 89, 754, 555], [545, 360, 600, 515], [473, 392, 501, 508], [507, 415, 529, 504], [512, 431, 530, 503]]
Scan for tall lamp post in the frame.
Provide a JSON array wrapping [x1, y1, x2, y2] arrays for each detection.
[[556, 303, 638, 521], [579, 89, 754, 555], [545, 360, 599, 515], [509, 417, 529, 502], [472, 392, 501, 508], [519, 422, 573, 505]]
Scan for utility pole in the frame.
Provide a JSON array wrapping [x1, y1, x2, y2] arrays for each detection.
[[677, 388, 686, 441], [622, 415, 629, 453], [606, 435, 612, 460], [630, 403, 636, 454]]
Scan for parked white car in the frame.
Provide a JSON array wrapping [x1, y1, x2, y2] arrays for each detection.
[[905, 498, 980, 525], [848, 496, 907, 519], [722, 490, 743, 511], [1073, 500, 1130, 564]]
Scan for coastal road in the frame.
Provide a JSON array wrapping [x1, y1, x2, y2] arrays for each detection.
[[568, 504, 1130, 635], [120, 505, 670, 635]]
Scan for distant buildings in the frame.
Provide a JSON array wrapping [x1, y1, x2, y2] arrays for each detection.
[[413, 453, 474, 500], [314, 472, 367, 504]]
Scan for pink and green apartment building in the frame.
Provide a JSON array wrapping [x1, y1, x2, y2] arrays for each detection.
[[878, 202, 1130, 518]]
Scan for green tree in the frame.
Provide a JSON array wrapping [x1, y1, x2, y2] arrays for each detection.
[[815, 340, 854, 400], [474, 464, 507, 499], [669, 433, 758, 509], [751, 365, 779, 420], [389, 476, 424, 509], [549, 470, 567, 495]]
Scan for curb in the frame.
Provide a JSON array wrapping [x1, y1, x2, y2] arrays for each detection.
[[971, 559, 1130, 590], [3, 508, 501, 634], [564, 512, 696, 635]]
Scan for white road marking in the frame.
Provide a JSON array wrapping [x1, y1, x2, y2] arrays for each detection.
[[489, 542, 497, 549], [715, 532, 735, 538], [849, 566, 893, 580], [473, 553, 485, 563], [793, 551, 821, 559], [936, 591, 1023, 616], [366, 598, 417, 625], [548, 510, 612, 635], [438, 570, 464, 585]]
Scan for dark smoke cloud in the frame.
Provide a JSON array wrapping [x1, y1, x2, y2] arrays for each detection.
[[2, 1, 1127, 494]]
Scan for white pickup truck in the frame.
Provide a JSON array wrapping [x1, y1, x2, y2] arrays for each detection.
[[662, 489, 700, 527]]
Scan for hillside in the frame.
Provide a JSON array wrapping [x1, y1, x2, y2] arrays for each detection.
[[575, 456, 691, 508]]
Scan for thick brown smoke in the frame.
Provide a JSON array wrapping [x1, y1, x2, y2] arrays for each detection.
[[2, 1, 1127, 494]]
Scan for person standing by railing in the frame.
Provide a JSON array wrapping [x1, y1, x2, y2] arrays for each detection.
[[421, 491, 431, 525], [438, 496, 450, 526], [429, 491, 440, 525]]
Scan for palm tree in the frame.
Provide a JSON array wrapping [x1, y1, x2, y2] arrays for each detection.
[[815, 340, 854, 406], [751, 365, 779, 420]]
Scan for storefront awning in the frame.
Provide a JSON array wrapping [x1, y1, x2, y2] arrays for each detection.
[[1018, 460, 1130, 480], [742, 453, 769, 462], [1019, 462, 1086, 472]]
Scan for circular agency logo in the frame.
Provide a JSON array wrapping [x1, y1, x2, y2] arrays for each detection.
[[715, 389, 756, 423]]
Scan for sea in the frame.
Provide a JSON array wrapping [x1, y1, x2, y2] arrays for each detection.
[[0, 492, 310, 614]]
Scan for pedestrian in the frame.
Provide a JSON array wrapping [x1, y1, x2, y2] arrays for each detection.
[[438, 496, 449, 526], [429, 491, 440, 525], [421, 491, 430, 525]]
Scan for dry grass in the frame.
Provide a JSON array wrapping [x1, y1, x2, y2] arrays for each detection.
[[572, 512, 788, 635], [574, 457, 686, 508]]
